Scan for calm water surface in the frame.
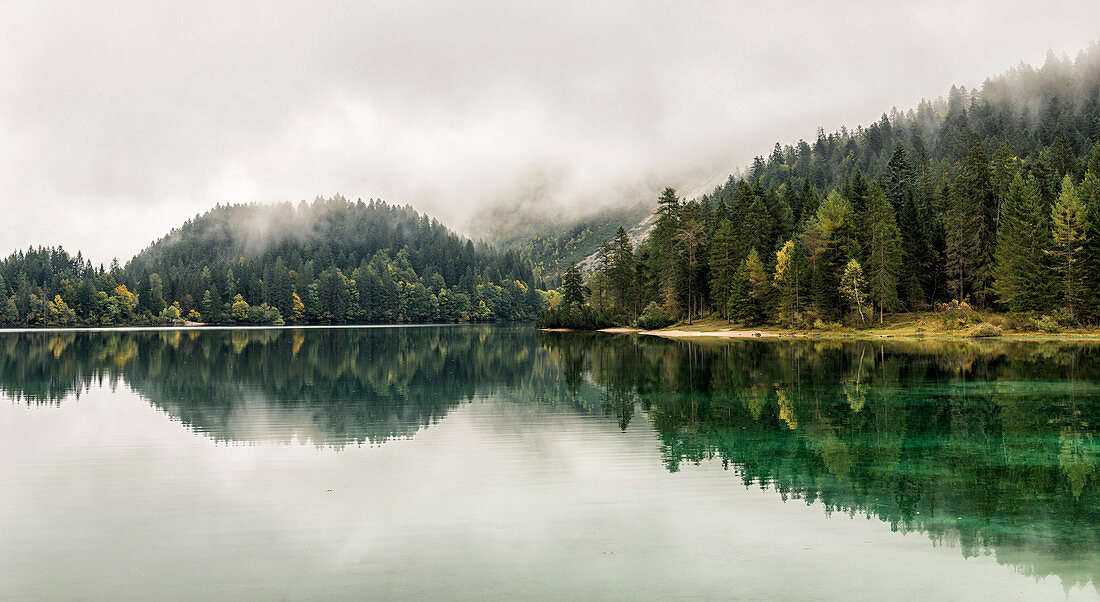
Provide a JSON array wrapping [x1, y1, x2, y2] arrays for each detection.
[[2, 326, 1099, 599]]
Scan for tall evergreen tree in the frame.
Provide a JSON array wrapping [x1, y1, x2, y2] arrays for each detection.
[[773, 239, 806, 326], [993, 175, 1053, 311], [731, 249, 769, 325], [945, 178, 981, 303], [676, 201, 706, 324], [707, 219, 737, 323], [957, 140, 997, 306], [1079, 169, 1100, 321], [561, 263, 587, 309], [1050, 175, 1091, 318], [597, 227, 637, 320], [864, 185, 902, 321], [649, 187, 682, 316]]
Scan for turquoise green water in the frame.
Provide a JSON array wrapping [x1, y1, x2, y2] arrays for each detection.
[[2, 326, 1099, 599]]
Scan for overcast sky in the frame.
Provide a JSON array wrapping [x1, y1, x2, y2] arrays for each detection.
[[1, 1, 1098, 264]]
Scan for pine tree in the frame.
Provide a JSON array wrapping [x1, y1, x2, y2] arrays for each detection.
[[864, 184, 902, 322], [963, 140, 997, 306], [1050, 175, 1090, 319], [648, 187, 682, 317], [945, 178, 981, 303], [744, 249, 770, 324], [562, 263, 587, 309], [268, 257, 294, 318], [773, 239, 805, 326], [1079, 170, 1100, 321], [708, 220, 737, 322], [147, 273, 167, 315], [0, 296, 18, 325], [676, 202, 706, 324], [598, 227, 636, 319], [885, 144, 915, 214], [993, 175, 1053, 311], [730, 249, 769, 325], [802, 191, 854, 319]]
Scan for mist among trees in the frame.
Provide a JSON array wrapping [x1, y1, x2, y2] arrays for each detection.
[[547, 45, 1100, 330]]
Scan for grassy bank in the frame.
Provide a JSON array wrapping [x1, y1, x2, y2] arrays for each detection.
[[616, 311, 1100, 341]]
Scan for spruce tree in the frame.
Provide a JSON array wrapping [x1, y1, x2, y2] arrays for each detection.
[[958, 140, 996, 306], [993, 175, 1053, 312], [731, 249, 769, 325], [864, 185, 902, 321], [1079, 170, 1100, 321], [562, 263, 587, 309], [650, 187, 682, 316], [598, 227, 636, 319], [773, 239, 805, 326], [676, 202, 705, 324], [746, 249, 770, 319], [945, 179, 981, 303], [707, 219, 737, 322], [1050, 175, 1090, 319]]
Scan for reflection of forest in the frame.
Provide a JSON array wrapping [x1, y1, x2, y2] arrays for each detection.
[[2, 328, 1100, 586], [0, 326, 593, 445], [547, 334, 1100, 590]]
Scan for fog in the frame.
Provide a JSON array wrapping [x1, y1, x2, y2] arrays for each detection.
[[1, 1, 1098, 263]]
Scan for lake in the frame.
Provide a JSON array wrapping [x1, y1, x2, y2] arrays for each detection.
[[2, 326, 1099, 600]]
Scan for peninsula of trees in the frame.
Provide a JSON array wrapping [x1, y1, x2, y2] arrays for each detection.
[[540, 47, 1100, 333]]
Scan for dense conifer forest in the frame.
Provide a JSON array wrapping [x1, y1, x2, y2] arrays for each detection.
[[0, 197, 544, 326], [540, 46, 1100, 331]]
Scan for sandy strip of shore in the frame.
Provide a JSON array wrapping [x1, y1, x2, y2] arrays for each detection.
[[639, 329, 784, 338]]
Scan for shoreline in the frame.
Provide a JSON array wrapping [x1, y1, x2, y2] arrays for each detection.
[[536, 323, 1100, 342], [0, 323, 480, 334]]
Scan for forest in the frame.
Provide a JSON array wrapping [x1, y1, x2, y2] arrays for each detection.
[[540, 46, 1100, 332], [0, 197, 545, 327]]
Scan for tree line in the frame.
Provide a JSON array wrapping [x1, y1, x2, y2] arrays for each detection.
[[0, 197, 546, 327], [543, 46, 1100, 329]]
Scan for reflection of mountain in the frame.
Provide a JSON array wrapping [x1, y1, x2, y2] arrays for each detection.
[[0, 327, 574, 446], [3, 328, 1100, 587]]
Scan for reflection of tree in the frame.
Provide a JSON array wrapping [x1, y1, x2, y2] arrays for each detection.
[[5, 328, 1100, 587], [542, 334, 1100, 591], [0, 327, 576, 446]]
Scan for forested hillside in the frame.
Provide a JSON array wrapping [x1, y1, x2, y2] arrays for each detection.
[[0, 197, 544, 326], [476, 203, 652, 282], [545, 45, 1100, 330]]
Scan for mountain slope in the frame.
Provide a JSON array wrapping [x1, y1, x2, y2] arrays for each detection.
[[571, 43, 1100, 327], [475, 202, 653, 280], [0, 196, 544, 326]]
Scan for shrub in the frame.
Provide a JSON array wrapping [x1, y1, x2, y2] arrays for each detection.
[[636, 302, 674, 330], [1000, 314, 1027, 332], [1052, 307, 1077, 328], [1035, 315, 1062, 334], [938, 298, 977, 330], [812, 318, 843, 331], [967, 323, 1003, 338]]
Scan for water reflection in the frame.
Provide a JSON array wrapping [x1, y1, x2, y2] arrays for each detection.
[[3, 327, 1100, 588], [1, 327, 573, 445], [546, 333, 1100, 589]]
